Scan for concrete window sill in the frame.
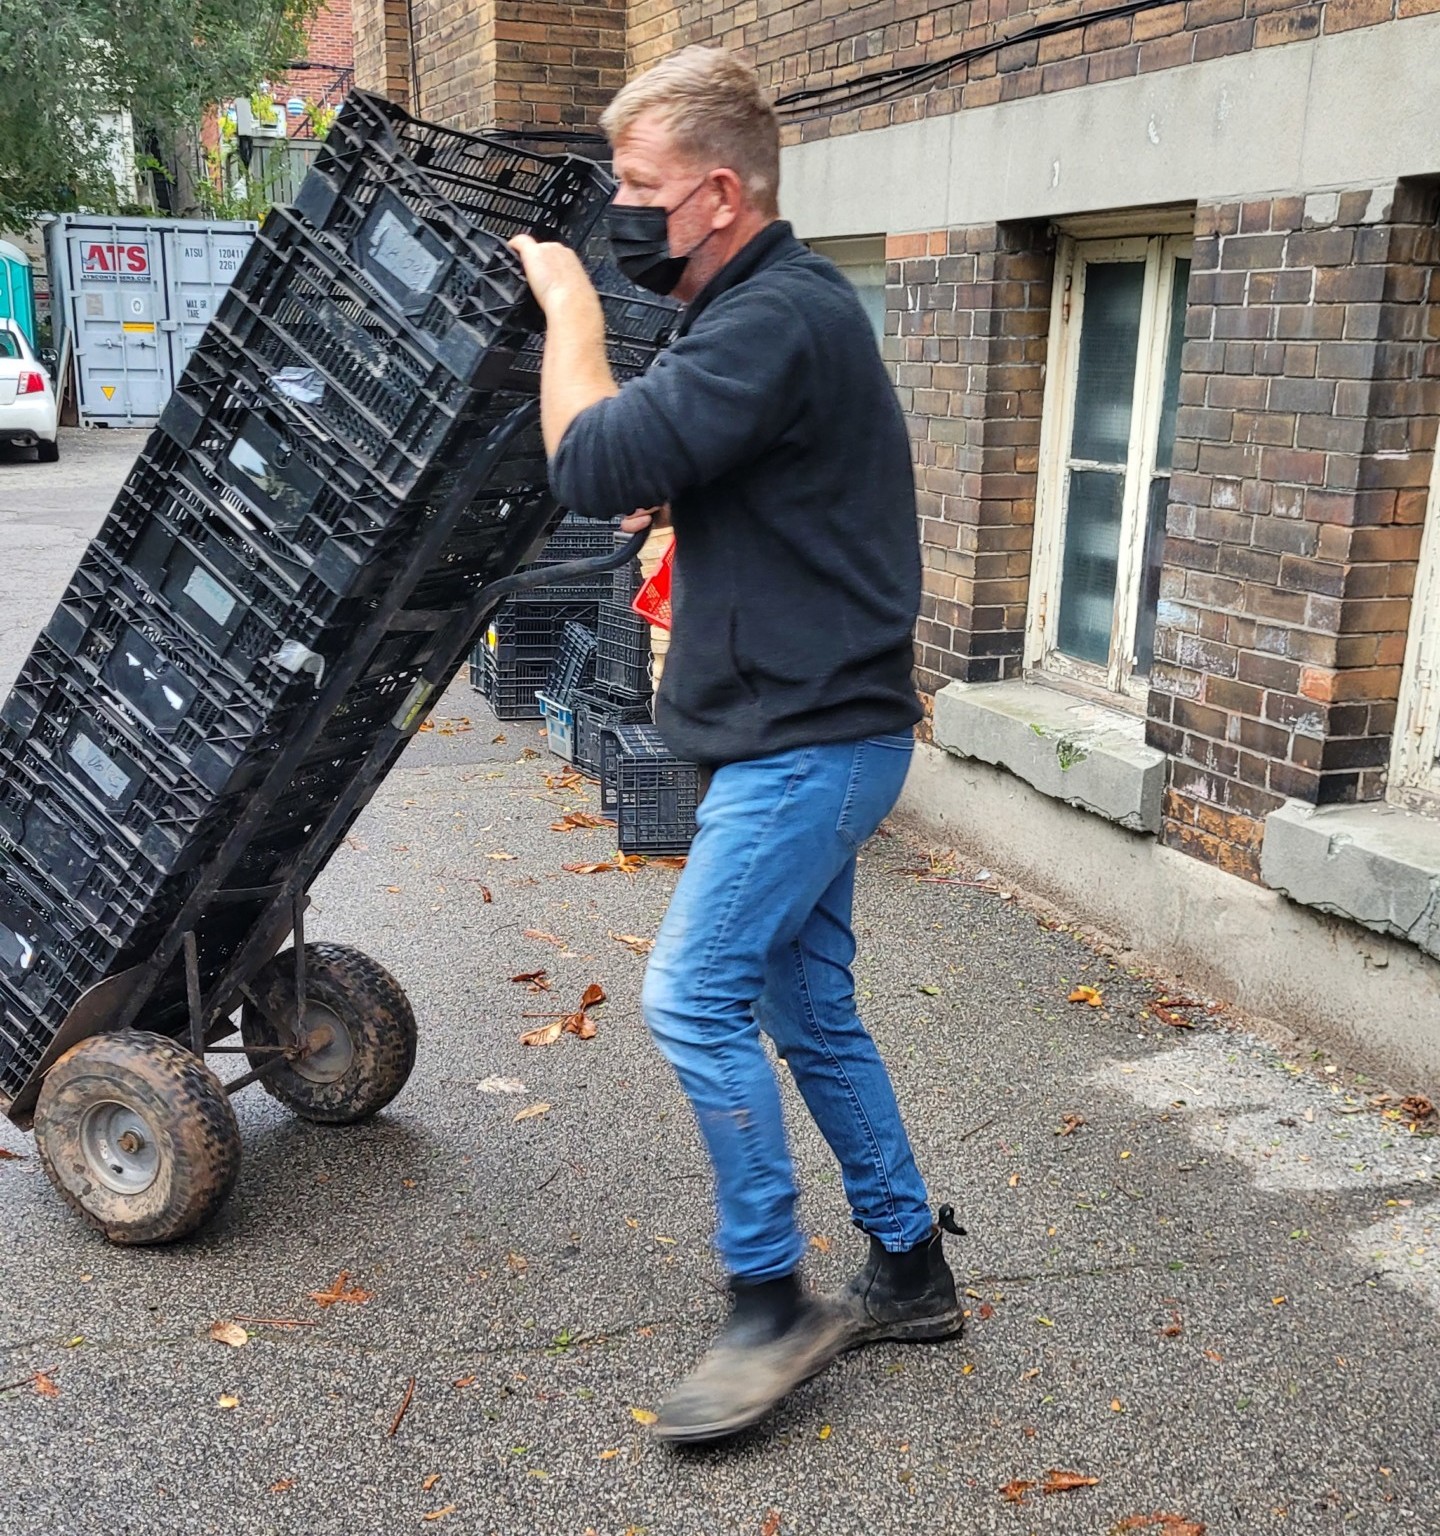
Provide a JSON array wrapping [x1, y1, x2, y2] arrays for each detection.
[[931, 678, 1166, 834], [1261, 801, 1440, 962]]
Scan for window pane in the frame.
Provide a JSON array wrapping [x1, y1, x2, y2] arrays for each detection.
[[1153, 257, 1191, 472], [1069, 260, 1145, 465], [1057, 468, 1124, 665]]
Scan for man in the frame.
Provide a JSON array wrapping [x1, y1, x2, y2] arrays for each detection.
[[510, 45, 964, 1445]]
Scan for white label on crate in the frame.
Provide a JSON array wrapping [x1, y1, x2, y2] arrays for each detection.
[[69, 732, 133, 803], [182, 566, 237, 627], [368, 208, 442, 295]]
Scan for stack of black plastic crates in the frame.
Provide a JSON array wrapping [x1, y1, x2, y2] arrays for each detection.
[[0, 89, 677, 1105], [572, 540, 652, 778]]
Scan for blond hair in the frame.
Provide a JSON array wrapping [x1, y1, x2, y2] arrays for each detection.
[[600, 47, 781, 218]]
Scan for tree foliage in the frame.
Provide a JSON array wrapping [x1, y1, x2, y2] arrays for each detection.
[[0, 0, 322, 227]]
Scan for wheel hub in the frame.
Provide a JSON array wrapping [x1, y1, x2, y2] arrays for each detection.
[[290, 1003, 354, 1084], [79, 1101, 161, 1195]]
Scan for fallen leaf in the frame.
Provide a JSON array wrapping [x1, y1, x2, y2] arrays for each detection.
[[63, 1336, 83, 1348], [760, 1512, 782, 1536], [562, 1010, 597, 1040], [0, 1147, 23, 1160], [564, 860, 619, 875], [208, 1321, 249, 1349], [918, 984, 941, 996], [519, 1021, 563, 1048], [818, 1424, 832, 1440], [1056, 1114, 1087, 1136], [480, 886, 493, 903], [492, 733, 507, 744], [422, 1507, 456, 1522], [1008, 1172, 1021, 1188], [1204, 1348, 1224, 1364], [506, 1253, 528, 1273], [309, 1271, 372, 1308], [487, 851, 518, 861], [421, 1475, 441, 1492], [629, 1406, 658, 1425], [269, 1479, 294, 1493], [599, 1448, 621, 1461], [1153, 1004, 1195, 1029], [1021, 1368, 1041, 1380], [650, 856, 687, 869], [523, 930, 566, 946], [217, 1394, 239, 1410], [510, 969, 550, 989], [477, 1076, 527, 1095], [579, 982, 607, 1009], [810, 1234, 831, 1254], [1401, 1094, 1435, 1122], [1068, 986, 1103, 1007], [1111, 1517, 1207, 1535], [978, 1303, 996, 1321], [1000, 1479, 1036, 1505], [1044, 1470, 1100, 1495], [1111, 1399, 1124, 1412], [610, 932, 654, 955], [550, 812, 612, 832], [514, 1102, 551, 1122], [31, 1372, 60, 1399], [385, 885, 402, 894]]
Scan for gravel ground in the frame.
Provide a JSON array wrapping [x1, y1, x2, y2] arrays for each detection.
[[0, 431, 1438, 1536]]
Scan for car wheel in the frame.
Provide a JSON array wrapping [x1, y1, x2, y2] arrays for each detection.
[[37, 438, 59, 463]]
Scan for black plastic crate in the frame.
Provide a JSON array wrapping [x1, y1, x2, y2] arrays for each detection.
[[573, 687, 651, 779], [484, 597, 600, 666], [294, 91, 678, 384], [545, 622, 597, 707], [611, 723, 698, 856], [471, 645, 550, 721], [612, 555, 643, 606], [594, 600, 652, 699], [196, 207, 530, 502], [0, 857, 126, 1101]]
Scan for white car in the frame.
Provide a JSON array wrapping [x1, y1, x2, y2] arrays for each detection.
[[0, 320, 59, 463]]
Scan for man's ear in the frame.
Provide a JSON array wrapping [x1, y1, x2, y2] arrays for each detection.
[[710, 167, 745, 229]]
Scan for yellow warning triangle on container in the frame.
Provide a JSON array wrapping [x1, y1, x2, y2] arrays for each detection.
[[101, 385, 116, 399]]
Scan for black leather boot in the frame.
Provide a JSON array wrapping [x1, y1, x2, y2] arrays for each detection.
[[832, 1205, 966, 1349], [654, 1272, 847, 1444]]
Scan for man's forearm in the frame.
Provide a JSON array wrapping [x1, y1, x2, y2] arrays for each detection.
[[540, 293, 619, 457]]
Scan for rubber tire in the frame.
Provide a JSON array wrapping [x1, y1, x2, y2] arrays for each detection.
[[36, 438, 59, 463], [33, 1030, 241, 1245], [241, 943, 416, 1125]]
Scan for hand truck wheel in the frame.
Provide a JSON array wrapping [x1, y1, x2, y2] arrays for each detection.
[[32, 1030, 242, 1245], [240, 943, 416, 1125]]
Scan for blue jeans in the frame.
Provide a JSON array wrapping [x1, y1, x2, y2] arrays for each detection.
[[641, 734, 933, 1282]]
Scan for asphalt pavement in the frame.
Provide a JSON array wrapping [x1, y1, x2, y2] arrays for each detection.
[[0, 431, 1437, 1536]]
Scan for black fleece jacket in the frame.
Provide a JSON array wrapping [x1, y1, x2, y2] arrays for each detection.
[[549, 220, 922, 766]]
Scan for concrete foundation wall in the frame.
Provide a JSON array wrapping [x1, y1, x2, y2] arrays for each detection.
[[898, 741, 1440, 1090]]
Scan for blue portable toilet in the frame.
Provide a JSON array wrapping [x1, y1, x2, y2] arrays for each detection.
[[0, 240, 38, 351]]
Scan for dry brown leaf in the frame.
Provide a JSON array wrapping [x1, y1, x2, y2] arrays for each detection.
[[562, 1011, 597, 1040], [384, 885, 402, 894], [269, 1479, 294, 1493], [486, 851, 518, 861], [309, 1271, 372, 1308], [523, 930, 565, 946], [452, 1375, 476, 1389], [513, 1102, 551, 1122], [760, 1512, 782, 1536], [579, 982, 607, 1010], [506, 1252, 528, 1273], [422, 1474, 441, 1492], [810, 1234, 831, 1253], [1068, 986, 1103, 1008], [422, 1506, 457, 1522], [1044, 1470, 1100, 1495], [1203, 1348, 1224, 1363], [519, 1020, 563, 1048], [1111, 1517, 1207, 1535], [978, 1303, 996, 1321], [1152, 1004, 1195, 1029], [599, 1448, 621, 1461], [629, 1406, 658, 1425], [0, 1147, 23, 1160], [1000, 1479, 1036, 1505], [480, 886, 493, 903], [550, 811, 612, 832], [1056, 1114, 1087, 1136], [217, 1394, 239, 1410], [610, 932, 654, 955], [650, 856, 687, 869], [31, 1372, 60, 1399], [510, 969, 551, 991], [564, 860, 618, 875], [1401, 1094, 1435, 1122], [208, 1321, 249, 1349]]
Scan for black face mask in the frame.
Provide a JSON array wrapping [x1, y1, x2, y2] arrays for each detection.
[[605, 179, 711, 297]]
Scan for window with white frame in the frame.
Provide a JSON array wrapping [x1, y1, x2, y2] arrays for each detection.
[[1389, 453, 1440, 812], [806, 235, 887, 343], [1028, 230, 1193, 699]]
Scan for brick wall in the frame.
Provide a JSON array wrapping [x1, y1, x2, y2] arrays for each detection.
[[609, 0, 1438, 146], [353, 0, 412, 107], [274, 0, 355, 136], [1149, 183, 1440, 879], [887, 225, 1054, 696]]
